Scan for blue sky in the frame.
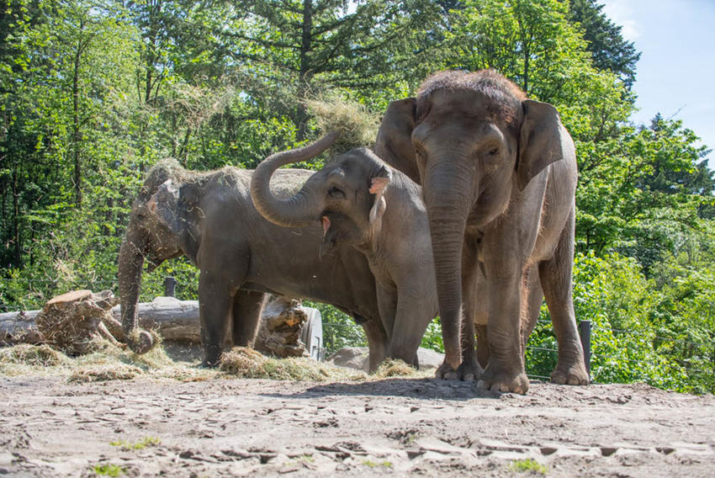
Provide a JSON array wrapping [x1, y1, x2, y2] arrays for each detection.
[[601, 0, 715, 168]]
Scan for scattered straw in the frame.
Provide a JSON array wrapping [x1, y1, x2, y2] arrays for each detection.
[[306, 92, 379, 154], [0, 343, 429, 383], [220, 347, 365, 382], [374, 359, 419, 378], [0, 344, 71, 367], [68, 363, 142, 383]]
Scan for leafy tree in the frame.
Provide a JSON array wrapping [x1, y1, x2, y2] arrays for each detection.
[[567, 0, 640, 89]]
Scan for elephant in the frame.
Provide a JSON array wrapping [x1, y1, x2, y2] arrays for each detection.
[[250, 133, 440, 369], [374, 69, 589, 393], [118, 157, 390, 370]]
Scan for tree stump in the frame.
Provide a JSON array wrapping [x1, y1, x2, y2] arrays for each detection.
[[254, 297, 308, 358], [35, 290, 123, 355]]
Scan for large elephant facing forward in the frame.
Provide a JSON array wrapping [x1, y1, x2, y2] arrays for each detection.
[[376, 70, 589, 393], [118, 156, 388, 369]]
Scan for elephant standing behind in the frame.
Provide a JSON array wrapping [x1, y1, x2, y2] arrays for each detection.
[[375, 69, 589, 393], [250, 134, 440, 369], [118, 159, 389, 369]]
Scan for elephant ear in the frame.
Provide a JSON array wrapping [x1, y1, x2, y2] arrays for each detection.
[[148, 179, 182, 234], [368, 165, 392, 229], [374, 98, 421, 184], [517, 100, 572, 191]]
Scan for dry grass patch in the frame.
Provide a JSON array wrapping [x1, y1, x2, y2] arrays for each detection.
[[68, 363, 142, 383], [0, 343, 71, 367], [0, 342, 429, 383], [373, 359, 425, 379], [219, 347, 365, 381], [0, 340, 215, 382]]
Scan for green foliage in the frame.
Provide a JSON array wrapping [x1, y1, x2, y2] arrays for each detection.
[[420, 318, 444, 353], [527, 252, 714, 394], [92, 464, 125, 477], [509, 458, 547, 475], [110, 436, 161, 451], [305, 301, 367, 355]]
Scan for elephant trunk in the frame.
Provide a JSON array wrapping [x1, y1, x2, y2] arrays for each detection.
[[251, 133, 337, 228], [117, 226, 153, 353], [423, 159, 475, 370]]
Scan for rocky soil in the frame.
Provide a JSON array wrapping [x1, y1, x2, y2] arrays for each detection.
[[1, 375, 713, 477]]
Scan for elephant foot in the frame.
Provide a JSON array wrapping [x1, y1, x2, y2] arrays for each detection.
[[551, 360, 590, 385], [127, 330, 154, 355], [457, 358, 482, 382], [201, 349, 223, 368], [477, 366, 529, 394], [435, 360, 460, 380]]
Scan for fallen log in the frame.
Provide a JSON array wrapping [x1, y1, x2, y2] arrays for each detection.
[[1, 295, 322, 359]]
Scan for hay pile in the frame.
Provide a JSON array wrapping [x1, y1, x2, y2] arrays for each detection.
[[0, 341, 431, 383], [374, 359, 420, 378], [219, 347, 365, 382], [0, 338, 213, 382], [306, 93, 380, 155]]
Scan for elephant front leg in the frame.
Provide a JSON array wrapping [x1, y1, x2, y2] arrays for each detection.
[[231, 290, 266, 348], [457, 250, 481, 381], [199, 273, 233, 367], [388, 288, 435, 369], [478, 261, 529, 394]]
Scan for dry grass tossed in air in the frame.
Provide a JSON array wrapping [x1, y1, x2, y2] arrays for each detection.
[[305, 92, 380, 155]]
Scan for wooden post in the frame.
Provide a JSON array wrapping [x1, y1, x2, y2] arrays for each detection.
[[579, 320, 592, 379], [164, 276, 177, 298]]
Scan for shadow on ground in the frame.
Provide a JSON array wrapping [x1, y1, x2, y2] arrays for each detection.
[[262, 377, 507, 401]]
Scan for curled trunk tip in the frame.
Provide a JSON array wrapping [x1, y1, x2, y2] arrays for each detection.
[[251, 133, 338, 228]]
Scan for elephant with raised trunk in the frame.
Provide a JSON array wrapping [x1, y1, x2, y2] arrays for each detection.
[[376, 70, 589, 393], [251, 134, 440, 369], [118, 157, 389, 369]]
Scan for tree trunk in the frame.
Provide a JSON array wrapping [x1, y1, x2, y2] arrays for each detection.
[[296, 0, 314, 141], [72, 19, 85, 209]]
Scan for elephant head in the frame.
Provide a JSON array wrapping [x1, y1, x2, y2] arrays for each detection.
[[376, 69, 572, 370], [251, 133, 392, 255], [118, 161, 196, 352]]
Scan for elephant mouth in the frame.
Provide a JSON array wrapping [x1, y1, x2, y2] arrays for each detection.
[[322, 216, 331, 237], [319, 215, 336, 258]]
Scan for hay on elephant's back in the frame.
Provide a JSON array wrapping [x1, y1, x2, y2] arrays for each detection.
[[306, 95, 379, 154]]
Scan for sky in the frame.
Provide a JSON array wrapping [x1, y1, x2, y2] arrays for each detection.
[[600, 0, 715, 168]]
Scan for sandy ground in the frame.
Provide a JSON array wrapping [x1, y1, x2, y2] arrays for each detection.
[[0, 374, 713, 477]]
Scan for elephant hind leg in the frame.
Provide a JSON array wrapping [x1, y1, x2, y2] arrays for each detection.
[[361, 316, 389, 373], [538, 211, 589, 385], [232, 290, 266, 348]]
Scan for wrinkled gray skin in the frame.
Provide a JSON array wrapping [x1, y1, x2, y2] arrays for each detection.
[[250, 136, 440, 369], [374, 70, 589, 393], [118, 152, 388, 369]]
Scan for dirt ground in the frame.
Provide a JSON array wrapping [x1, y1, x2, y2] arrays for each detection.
[[1, 372, 714, 478]]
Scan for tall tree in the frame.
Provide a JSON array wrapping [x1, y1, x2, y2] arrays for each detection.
[[567, 0, 640, 89], [230, 0, 442, 138]]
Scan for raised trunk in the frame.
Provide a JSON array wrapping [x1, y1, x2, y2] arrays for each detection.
[[251, 133, 336, 228], [423, 161, 475, 370]]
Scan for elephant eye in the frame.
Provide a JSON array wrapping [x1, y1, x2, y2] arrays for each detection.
[[488, 147, 500, 156], [328, 186, 346, 199]]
